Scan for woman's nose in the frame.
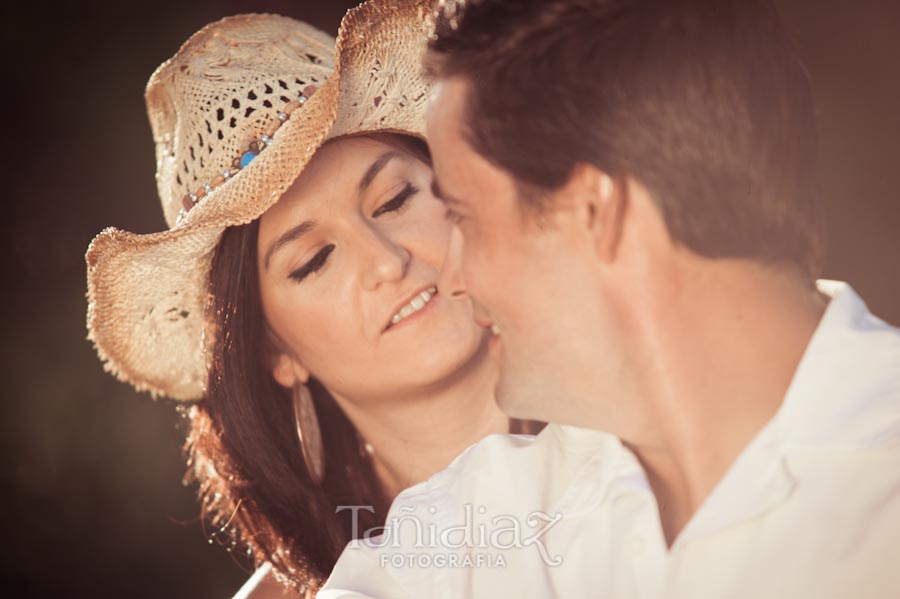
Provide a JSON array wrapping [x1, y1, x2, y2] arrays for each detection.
[[359, 225, 410, 291]]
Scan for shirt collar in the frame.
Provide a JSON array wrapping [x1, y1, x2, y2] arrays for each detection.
[[546, 423, 649, 503], [673, 279, 900, 547], [545, 281, 899, 548], [774, 280, 900, 450]]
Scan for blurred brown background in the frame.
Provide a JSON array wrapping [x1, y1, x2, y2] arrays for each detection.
[[3, 0, 898, 597]]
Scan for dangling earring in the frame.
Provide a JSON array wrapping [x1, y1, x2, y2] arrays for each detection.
[[292, 383, 325, 484]]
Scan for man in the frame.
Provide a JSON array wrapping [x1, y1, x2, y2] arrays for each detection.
[[320, 1, 900, 597]]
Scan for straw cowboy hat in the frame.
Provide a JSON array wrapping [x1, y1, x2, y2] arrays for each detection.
[[85, 0, 432, 400]]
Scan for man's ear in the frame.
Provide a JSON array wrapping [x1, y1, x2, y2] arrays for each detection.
[[568, 164, 627, 262]]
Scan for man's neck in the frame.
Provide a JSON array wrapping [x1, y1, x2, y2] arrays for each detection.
[[623, 261, 827, 547]]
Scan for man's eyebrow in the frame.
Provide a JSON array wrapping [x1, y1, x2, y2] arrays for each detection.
[[430, 178, 445, 202], [263, 219, 318, 271], [359, 151, 402, 194]]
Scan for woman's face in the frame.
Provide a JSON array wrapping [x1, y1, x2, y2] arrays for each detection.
[[257, 136, 490, 404]]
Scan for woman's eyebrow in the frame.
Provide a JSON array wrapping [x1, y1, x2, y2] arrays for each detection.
[[264, 219, 318, 271], [358, 151, 401, 193]]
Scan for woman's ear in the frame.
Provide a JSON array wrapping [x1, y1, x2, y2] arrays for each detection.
[[265, 324, 310, 389], [271, 351, 310, 389]]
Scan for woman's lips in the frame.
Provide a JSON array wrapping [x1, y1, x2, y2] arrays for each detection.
[[383, 290, 441, 333]]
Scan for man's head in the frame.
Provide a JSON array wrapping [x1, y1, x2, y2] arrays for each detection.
[[425, 0, 824, 426]]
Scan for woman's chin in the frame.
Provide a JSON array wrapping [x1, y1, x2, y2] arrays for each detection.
[[320, 323, 491, 401], [397, 326, 492, 388]]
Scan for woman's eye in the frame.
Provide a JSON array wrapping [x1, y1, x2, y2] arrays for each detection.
[[289, 244, 335, 283], [372, 183, 418, 218]]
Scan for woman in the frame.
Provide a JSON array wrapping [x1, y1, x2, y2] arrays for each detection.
[[85, 1, 537, 596]]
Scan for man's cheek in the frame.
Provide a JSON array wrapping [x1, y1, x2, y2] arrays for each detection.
[[462, 253, 484, 291]]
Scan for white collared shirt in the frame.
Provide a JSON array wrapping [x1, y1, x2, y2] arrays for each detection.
[[319, 281, 900, 599]]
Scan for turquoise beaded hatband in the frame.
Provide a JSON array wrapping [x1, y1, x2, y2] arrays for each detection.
[[177, 83, 320, 223]]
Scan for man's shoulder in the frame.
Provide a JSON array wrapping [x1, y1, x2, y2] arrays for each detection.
[[787, 282, 900, 451], [387, 423, 621, 518], [320, 425, 632, 598]]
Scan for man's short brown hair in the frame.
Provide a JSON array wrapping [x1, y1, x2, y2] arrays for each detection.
[[427, 0, 825, 278]]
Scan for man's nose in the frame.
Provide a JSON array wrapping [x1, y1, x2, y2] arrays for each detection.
[[437, 226, 493, 327], [438, 224, 466, 299]]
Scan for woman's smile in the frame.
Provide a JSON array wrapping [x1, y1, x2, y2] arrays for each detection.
[[383, 286, 441, 333]]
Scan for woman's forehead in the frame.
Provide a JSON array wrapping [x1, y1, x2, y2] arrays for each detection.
[[257, 136, 424, 243], [290, 136, 416, 201]]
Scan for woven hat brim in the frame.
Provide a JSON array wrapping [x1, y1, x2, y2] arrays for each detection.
[[86, 0, 431, 400]]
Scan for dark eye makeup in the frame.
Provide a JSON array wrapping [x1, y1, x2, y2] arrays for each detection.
[[288, 244, 335, 282], [287, 182, 420, 283], [372, 182, 418, 218]]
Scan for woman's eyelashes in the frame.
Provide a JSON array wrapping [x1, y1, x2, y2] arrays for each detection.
[[286, 183, 419, 283], [289, 244, 335, 282], [372, 182, 418, 218]]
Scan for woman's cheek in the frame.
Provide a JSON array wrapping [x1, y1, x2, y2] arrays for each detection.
[[289, 310, 356, 376], [413, 201, 454, 244]]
